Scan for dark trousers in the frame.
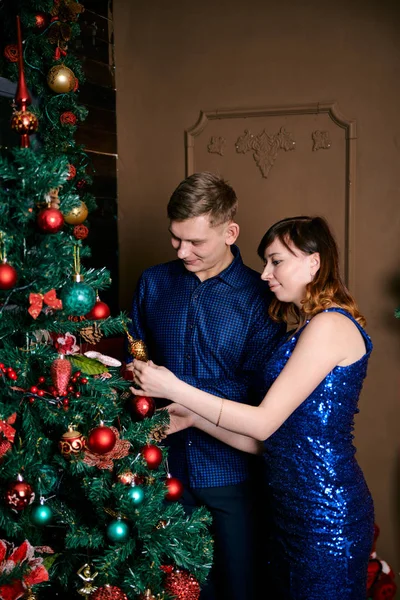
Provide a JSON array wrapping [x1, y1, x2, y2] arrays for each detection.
[[181, 479, 263, 600]]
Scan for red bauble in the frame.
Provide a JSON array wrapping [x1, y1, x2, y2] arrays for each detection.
[[126, 395, 155, 421], [142, 444, 163, 469], [164, 569, 200, 600], [51, 356, 72, 396], [85, 300, 111, 320], [5, 478, 35, 511], [91, 585, 128, 600], [0, 262, 18, 290], [87, 425, 116, 455], [11, 110, 39, 135], [165, 475, 184, 501], [37, 207, 64, 234], [59, 425, 85, 458]]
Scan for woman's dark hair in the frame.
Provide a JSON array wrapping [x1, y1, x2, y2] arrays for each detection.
[[257, 216, 366, 326]]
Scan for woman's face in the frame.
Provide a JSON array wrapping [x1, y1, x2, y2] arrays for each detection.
[[261, 237, 319, 308]]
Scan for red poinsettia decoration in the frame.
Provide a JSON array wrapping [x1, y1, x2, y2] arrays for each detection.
[[0, 413, 16, 459], [50, 332, 79, 355], [0, 539, 53, 600]]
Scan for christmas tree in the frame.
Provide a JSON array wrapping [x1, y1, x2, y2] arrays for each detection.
[[0, 3, 212, 599]]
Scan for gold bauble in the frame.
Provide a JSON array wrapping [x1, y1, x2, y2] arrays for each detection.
[[63, 201, 88, 225], [47, 64, 75, 94]]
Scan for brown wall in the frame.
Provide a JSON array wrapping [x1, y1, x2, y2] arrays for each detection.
[[114, 0, 400, 585]]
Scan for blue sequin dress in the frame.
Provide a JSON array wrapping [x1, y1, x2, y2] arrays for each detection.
[[262, 308, 374, 599]]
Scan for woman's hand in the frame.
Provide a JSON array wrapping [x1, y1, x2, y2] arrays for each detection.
[[130, 359, 179, 399], [166, 403, 196, 434]]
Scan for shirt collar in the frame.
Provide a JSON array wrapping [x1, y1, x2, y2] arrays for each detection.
[[177, 244, 244, 288], [217, 244, 244, 287]]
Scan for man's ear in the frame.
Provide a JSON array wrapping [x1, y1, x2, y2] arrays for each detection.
[[225, 222, 240, 246]]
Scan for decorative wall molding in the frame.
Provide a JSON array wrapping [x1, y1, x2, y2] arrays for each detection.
[[185, 102, 356, 286], [312, 129, 331, 151], [207, 135, 226, 156], [235, 126, 295, 178]]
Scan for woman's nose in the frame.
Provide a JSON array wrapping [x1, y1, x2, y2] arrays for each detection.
[[261, 264, 272, 280]]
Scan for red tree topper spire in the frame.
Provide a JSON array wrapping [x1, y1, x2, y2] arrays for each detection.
[[15, 15, 31, 109], [15, 15, 32, 147]]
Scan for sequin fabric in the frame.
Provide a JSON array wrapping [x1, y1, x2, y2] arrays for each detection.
[[262, 308, 374, 599]]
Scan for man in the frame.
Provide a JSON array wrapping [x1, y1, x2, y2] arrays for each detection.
[[127, 172, 283, 600]]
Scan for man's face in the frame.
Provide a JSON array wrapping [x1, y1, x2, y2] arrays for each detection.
[[169, 215, 236, 281]]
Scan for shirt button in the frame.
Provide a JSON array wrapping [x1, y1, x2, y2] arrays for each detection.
[[186, 354, 190, 360], [188, 441, 192, 446]]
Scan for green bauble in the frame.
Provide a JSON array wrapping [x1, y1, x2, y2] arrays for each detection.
[[60, 281, 96, 316], [31, 503, 52, 525], [107, 518, 129, 543], [127, 485, 145, 505]]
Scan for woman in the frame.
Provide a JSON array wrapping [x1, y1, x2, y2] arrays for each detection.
[[131, 216, 374, 599]]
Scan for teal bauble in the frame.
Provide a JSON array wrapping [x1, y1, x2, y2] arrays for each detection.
[[60, 280, 96, 316], [107, 518, 129, 543], [127, 485, 145, 505], [31, 503, 52, 525]]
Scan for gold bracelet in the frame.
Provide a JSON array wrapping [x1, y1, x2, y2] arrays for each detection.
[[216, 399, 225, 427]]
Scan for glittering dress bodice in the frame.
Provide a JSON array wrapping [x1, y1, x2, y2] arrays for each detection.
[[262, 308, 374, 600]]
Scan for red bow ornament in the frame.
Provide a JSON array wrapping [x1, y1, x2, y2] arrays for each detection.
[[28, 289, 62, 319], [0, 413, 16, 459]]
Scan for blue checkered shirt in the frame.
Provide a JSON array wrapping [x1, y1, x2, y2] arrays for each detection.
[[129, 245, 284, 488]]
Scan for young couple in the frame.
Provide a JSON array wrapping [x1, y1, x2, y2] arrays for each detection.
[[127, 172, 374, 600]]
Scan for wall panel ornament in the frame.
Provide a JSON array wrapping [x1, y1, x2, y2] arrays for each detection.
[[207, 135, 226, 155], [235, 126, 295, 178], [312, 130, 331, 151], [185, 103, 356, 286]]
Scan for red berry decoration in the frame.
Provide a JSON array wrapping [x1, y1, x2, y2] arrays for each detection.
[[35, 12, 48, 29], [67, 164, 76, 180], [60, 111, 77, 126], [85, 299, 111, 320], [5, 477, 35, 511], [163, 568, 200, 600], [0, 261, 18, 290], [87, 425, 116, 455], [73, 224, 89, 240], [165, 475, 184, 501], [126, 394, 155, 421], [37, 206, 64, 234], [91, 585, 128, 600], [142, 444, 163, 469], [51, 355, 72, 396]]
